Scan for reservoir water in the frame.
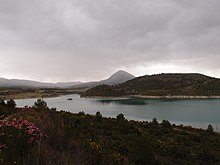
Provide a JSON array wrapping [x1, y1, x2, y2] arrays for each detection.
[[15, 94, 220, 132]]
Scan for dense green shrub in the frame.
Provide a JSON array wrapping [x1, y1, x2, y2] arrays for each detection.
[[33, 99, 47, 110], [6, 99, 16, 108], [95, 111, 102, 122], [161, 120, 172, 128], [207, 124, 214, 133], [116, 113, 125, 121], [0, 99, 17, 118]]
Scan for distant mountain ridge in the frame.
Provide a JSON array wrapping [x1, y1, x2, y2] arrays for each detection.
[[82, 73, 220, 97], [101, 70, 135, 85], [0, 70, 135, 88], [71, 70, 136, 88], [0, 78, 82, 88]]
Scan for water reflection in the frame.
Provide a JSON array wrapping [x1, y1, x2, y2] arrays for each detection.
[[96, 98, 147, 105]]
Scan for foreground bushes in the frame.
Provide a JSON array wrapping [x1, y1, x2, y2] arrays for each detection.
[[1, 99, 220, 164]]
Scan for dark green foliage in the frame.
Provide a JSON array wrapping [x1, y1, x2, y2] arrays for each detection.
[[33, 99, 47, 110], [116, 113, 125, 121], [152, 117, 158, 125], [6, 99, 16, 108], [95, 111, 102, 122], [198, 148, 217, 163], [161, 120, 172, 128], [81, 84, 125, 97], [79, 111, 85, 115], [130, 137, 156, 164], [0, 99, 17, 118], [0, 99, 6, 107], [207, 124, 214, 133]]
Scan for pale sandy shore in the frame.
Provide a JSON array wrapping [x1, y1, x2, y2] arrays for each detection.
[[131, 95, 220, 99], [83, 95, 220, 99]]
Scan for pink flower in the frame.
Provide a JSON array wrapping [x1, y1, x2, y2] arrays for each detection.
[[0, 144, 7, 150], [1, 119, 48, 145]]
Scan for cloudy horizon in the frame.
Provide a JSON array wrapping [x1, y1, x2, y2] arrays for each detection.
[[1, 0, 220, 83]]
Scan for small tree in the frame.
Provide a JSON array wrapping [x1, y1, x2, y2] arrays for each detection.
[[152, 118, 158, 125], [0, 99, 6, 107], [78, 111, 85, 116], [6, 99, 16, 108], [0, 99, 16, 117], [33, 99, 47, 110], [207, 124, 214, 133], [116, 113, 125, 121], [95, 111, 102, 122], [161, 120, 171, 128]]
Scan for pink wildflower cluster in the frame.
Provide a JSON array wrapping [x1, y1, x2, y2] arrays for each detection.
[[18, 107, 36, 116], [0, 119, 47, 150]]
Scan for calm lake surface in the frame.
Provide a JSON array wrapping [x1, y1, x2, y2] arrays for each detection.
[[15, 94, 220, 131]]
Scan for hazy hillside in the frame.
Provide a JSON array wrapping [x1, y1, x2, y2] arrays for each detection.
[[54, 81, 82, 88], [82, 73, 220, 97], [72, 70, 135, 88], [0, 78, 82, 88], [0, 70, 134, 89]]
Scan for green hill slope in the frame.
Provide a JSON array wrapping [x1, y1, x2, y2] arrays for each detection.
[[82, 73, 220, 97]]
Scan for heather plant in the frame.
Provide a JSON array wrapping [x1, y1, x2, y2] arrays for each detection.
[[0, 118, 47, 164]]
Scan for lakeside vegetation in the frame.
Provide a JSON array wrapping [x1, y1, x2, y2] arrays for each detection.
[[1, 99, 220, 165], [82, 73, 220, 97]]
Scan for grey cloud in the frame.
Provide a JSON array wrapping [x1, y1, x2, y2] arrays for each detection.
[[0, 0, 220, 82]]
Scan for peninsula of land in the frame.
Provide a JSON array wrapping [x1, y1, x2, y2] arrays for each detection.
[[82, 73, 220, 98]]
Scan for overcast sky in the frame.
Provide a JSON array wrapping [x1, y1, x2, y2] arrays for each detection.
[[1, 0, 220, 82]]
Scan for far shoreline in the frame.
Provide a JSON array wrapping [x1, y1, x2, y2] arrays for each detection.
[[82, 95, 220, 99], [4, 93, 220, 100], [131, 95, 220, 99]]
